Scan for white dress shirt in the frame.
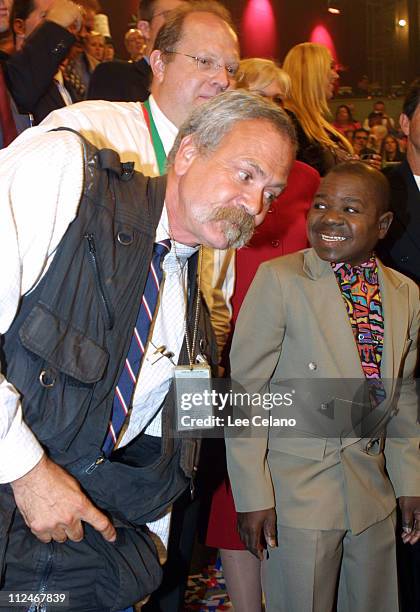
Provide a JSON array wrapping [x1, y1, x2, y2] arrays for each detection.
[[0, 97, 185, 483]]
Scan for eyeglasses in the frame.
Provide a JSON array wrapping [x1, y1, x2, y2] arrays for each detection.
[[163, 50, 239, 79], [355, 135, 368, 140]]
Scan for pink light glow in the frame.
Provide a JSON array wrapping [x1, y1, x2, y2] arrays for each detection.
[[310, 24, 338, 61], [241, 0, 277, 58]]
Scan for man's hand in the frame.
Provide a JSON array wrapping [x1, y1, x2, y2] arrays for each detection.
[[237, 508, 277, 560], [46, 0, 82, 32], [11, 455, 116, 544], [399, 496, 420, 545]]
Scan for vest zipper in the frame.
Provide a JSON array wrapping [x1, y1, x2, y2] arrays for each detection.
[[84, 233, 114, 330], [28, 545, 53, 612], [85, 454, 106, 473]]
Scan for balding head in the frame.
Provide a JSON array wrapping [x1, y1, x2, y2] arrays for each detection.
[[150, 2, 239, 127]]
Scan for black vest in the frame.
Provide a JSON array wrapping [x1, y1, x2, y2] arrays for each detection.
[[1, 134, 216, 529]]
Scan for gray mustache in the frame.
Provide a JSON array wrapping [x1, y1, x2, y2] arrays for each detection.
[[210, 207, 255, 248]]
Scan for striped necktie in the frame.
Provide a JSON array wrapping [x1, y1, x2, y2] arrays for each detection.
[[102, 239, 171, 455]]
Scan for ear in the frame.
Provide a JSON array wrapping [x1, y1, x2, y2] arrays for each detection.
[[150, 49, 166, 82], [399, 113, 410, 138], [173, 134, 200, 177], [137, 19, 150, 40], [13, 18, 25, 37], [378, 211, 393, 239]]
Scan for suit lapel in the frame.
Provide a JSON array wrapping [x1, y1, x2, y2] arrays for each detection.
[[377, 260, 409, 382], [303, 249, 364, 379]]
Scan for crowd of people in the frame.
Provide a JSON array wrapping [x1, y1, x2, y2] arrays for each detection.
[[0, 1, 419, 612]]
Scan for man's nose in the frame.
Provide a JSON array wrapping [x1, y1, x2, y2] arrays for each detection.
[[236, 191, 264, 218], [323, 209, 345, 224], [211, 65, 231, 91]]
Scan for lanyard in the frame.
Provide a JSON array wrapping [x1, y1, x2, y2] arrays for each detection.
[[141, 98, 167, 176]]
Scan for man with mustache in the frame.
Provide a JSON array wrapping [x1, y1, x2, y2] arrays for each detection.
[[0, 91, 295, 611], [226, 162, 420, 612], [29, 4, 241, 608]]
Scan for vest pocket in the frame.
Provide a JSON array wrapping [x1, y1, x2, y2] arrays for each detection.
[[15, 304, 109, 449], [85, 233, 115, 330]]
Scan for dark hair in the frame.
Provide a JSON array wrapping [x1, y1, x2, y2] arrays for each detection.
[[138, 0, 158, 22], [10, 0, 35, 24], [402, 78, 420, 120], [354, 128, 369, 137], [335, 104, 355, 123], [380, 135, 404, 162], [327, 161, 390, 213], [153, 0, 235, 56]]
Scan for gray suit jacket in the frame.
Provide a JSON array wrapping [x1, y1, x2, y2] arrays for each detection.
[[226, 248, 420, 534]]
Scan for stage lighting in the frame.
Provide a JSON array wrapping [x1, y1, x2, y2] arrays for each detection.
[[328, 1, 341, 14]]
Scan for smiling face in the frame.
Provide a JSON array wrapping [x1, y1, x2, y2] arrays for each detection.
[[150, 11, 239, 127], [307, 170, 393, 266], [168, 119, 294, 249]]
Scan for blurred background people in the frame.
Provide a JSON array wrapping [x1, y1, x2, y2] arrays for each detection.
[[1, 0, 81, 134], [332, 103, 361, 135], [87, 0, 185, 102], [352, 127, 376, 158], [236, 57, 288, 106], [63, 0, 101, 100], [0, 0, 13, 53], [103, 34, 114, 60], [124, 27, 146, 62], [282, 42, 353, 176], [363, 99, 395, 130], [380, 134, 405, 166]]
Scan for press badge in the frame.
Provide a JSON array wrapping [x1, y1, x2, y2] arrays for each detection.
[[174, 363, 214, 431]]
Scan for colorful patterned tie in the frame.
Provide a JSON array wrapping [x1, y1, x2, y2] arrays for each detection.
[[102, 239, 171, 455]]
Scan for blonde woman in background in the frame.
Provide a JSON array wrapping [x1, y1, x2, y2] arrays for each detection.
[[236, 57, 290, 105], [283, 42, 353, 175]]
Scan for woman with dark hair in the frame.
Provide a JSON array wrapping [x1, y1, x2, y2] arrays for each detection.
[[333, 104, 361, 135], [380, 135, 405, 166]]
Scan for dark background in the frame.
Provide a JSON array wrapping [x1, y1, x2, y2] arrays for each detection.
[[100, 0, 419, 89]]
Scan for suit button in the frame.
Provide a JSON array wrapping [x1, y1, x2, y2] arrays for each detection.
[[308, 362, 317, 371], [271, 240, 280, 248], [401, 255, 409, 263]]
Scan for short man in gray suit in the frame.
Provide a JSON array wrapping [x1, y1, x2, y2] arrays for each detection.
[[226, 162, 420, 611]]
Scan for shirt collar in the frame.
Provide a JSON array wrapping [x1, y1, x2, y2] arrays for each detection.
[[332, 255, 377, 277], [155, 205, 199, 272], [148, 94, 178, 156]]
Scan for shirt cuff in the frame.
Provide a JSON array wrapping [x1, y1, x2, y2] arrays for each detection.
[[0, 410, 44, 483]]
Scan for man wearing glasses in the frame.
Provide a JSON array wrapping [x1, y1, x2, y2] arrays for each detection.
[[34, 3, 239, 609], [353, 127, 377, 159], [87, 0, 188, 102]]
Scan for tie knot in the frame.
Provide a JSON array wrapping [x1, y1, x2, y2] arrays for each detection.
[[154, 239, 171, 258]]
